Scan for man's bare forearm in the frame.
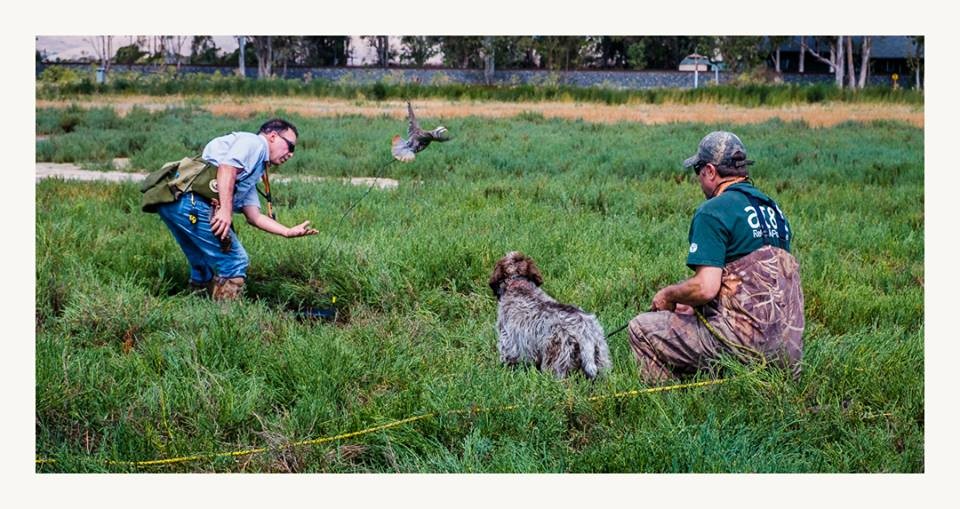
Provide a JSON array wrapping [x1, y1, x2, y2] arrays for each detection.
[[216, 164, 238, 210], [246, 210, 290, 236]]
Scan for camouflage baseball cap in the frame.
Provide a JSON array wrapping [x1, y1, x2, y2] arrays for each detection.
[[682, 131, 753, 169]]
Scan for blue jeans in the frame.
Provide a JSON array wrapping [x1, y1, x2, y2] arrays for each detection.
[[157, 192, 249, 284]]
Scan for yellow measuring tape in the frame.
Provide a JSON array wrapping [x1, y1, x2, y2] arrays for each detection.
[[35, 377, 731, 468]]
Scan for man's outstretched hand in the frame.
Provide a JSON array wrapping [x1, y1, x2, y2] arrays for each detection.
[[285, 220, 319, 238]]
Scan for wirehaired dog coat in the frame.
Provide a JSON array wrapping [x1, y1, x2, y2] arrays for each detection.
[[489, 251, 611, 379]]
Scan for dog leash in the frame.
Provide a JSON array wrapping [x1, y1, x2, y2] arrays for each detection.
[[605, 321, 629, 339], [318, 157, 396, 258]]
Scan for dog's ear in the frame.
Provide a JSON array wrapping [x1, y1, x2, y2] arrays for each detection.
[[519, 256, 544, 287], [489, 258, 506, 298]]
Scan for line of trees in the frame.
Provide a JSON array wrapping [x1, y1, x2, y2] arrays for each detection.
[[46, 36, 921, 90]]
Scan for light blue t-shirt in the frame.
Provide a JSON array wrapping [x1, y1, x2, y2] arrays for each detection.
[[201, 132, 269, 212]]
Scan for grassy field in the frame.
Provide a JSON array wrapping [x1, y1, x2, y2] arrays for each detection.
[[35, 105, 924, 472]]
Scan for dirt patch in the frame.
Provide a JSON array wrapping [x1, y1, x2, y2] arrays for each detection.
[[36, 95, 924, 128], [112, 158, 131, 170], [35, 162, 146, 183]]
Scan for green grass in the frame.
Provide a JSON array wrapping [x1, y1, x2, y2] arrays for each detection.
[[35, 107, 923, 472], [36, 67, 925, 106]]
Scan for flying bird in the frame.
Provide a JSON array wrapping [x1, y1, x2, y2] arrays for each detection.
[[391, 102, 450, 162]]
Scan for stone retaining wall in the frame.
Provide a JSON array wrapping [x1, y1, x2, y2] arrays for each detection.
[[39, 63, 899, 88]]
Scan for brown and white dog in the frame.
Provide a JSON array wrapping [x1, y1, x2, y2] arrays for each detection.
[[488, 251, 611, 379]]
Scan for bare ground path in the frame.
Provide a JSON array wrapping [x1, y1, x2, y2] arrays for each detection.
[[37, 96, 924, 128]]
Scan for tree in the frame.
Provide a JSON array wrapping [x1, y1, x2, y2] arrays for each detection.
[[802, 36, 875, 89], [591, 36, 631, 68], [271, 36, 350, 67], [907, 36, 923, 91], [799, 36, 806, 73], [270, 36, 298, 77], [114, 43, 146, 65], [767, 36, 790, 73], [221, 38, 255, 73], [846, 36, 856, 89], [189, 36, 220, 65], [629, 36, 703, 70], [709, 36, 766, 73], [576, 36, 655, 69], [856, 36, 872, 89], [143, 36, 167, 67], [400, 36, 440, 67], [248, 36, 274, 78], [238, 36, 247, 77], [166, 36, 190, 73], [488, 37, 537, 69], [293, 36, 349, 66], [803, 36, 845, 88], [436, 36, 485, 68], [530, 36, 590, 70], [86, 36, 113, 75], [482, 36, 495, 84], [362, 36, 394, 67], [623, 39, 647, 70]]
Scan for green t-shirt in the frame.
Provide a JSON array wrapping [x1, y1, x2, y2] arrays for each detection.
[[686, 182, 793, 269]]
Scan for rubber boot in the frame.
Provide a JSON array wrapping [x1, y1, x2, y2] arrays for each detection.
[[211, 276, 245, 302]]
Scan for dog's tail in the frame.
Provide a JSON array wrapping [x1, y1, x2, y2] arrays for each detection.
[[581, 348, 599, 380], [580, 318, 611, 380]]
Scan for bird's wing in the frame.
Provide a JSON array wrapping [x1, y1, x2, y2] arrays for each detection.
[[391, 135, 415, 162], [406, 102, 421, 137]]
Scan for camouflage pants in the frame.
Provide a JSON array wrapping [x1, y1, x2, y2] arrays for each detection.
[[628, 246, 804, 384]]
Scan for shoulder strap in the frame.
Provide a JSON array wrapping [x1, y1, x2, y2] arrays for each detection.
[[726, 186, 788, 249], [256, 164, 276, 220]]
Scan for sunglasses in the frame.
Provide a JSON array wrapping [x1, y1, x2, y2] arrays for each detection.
[[277, 133, 296, 153]]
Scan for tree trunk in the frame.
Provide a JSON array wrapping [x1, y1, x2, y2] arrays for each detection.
[[253, 36, 273, 78], [857, 36, 872, 89], [835, 36, 844, 88], [238, 36, 246, 78], [773, 47, 781, 73], [88, 36, 113, 76], [799, 36, 805, 73], [103, 36, 112, 74], [155, 36, 166, 70], [378, 36, 389, 68], [846, 36, 856, 89], [483, 36, 495, 85]]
